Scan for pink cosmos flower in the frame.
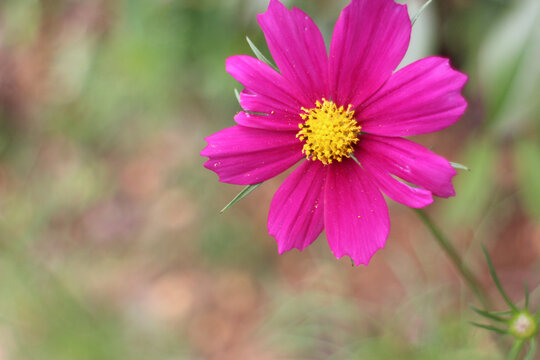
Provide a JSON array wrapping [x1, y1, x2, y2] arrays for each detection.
[[201, 0, 467, 265]]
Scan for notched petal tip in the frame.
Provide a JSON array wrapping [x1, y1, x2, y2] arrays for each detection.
[[268, 161, 326, 256], [333, 241, 386, 267], [276, 241, 311, 255], [325, 160, 390, 267], [268, 0, 285, 10], [257, 0, 285, 23], [199, 140, 214, 158], [439, 165, 458, 198]]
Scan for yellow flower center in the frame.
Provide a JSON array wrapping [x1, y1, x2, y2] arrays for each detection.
[[296, 99, 361, 165]]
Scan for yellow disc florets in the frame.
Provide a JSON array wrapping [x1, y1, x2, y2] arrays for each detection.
[[296, 99, 361, 165]]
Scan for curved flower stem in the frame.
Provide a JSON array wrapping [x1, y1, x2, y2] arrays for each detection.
[[413, 209, 490, 309], [507, 340, 524, 360]]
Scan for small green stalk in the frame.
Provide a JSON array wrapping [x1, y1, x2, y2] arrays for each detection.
[[507, 340, 525, 360], [414, 209, 490, 308], [482, 245, 518, 312]]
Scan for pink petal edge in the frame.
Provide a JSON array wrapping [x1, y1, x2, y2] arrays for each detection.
[[356, 147, 434, 208], [226, 55, 307, 115], [329, 0, 411, 108], [359, 134, 457, 198], [234, 111, 301, 132], [258, 0, 329, 104], [359, 57, 468, 137], [201, 125, 303, 185]]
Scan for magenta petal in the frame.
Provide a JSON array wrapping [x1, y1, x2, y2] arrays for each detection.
[[359, 135, 457, 198], [268, 161, 326, 254], [258, 0, 329, 103], [325, 159, 390, 266], [234, 111, 300, 132], [355, 149, 433, 208], [329, 0, 410, 107], [360, 57, 468, 137], [239, 89, 302, 130], [238, 89, 301, 124], [226, 55, 306, 115], [201, 125, 303, 185]]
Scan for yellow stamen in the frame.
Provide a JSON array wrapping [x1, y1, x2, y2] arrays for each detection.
[[296, 99, 361, 165]]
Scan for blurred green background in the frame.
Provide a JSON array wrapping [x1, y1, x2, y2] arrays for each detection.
[[0, 0, 538, 359]]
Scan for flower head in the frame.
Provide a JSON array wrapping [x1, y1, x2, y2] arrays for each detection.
[[201, 0, 467, 265]]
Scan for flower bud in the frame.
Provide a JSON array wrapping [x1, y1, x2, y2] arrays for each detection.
[[509, 311, 538, 339]]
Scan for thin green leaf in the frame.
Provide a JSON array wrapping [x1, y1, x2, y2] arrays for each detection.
[[524, 281, 530, 310], [515, 140, 540, 220], [492, 310, 516, 316], [524, 338, 537, 360], [234, 88, 241, 104], [482, 244, 519, 311], [411, 0, 434, 26], [246, 36, 278, 72], [471, 306, 510, 322], [470, 322, 509, 334], [450, 161, 470, 171], [350, 153, 361, 167], [220, 183, 262, 214], [507, 340, 525, 360]]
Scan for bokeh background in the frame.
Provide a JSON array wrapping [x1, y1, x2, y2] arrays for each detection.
[[0, 0, 539, 359]]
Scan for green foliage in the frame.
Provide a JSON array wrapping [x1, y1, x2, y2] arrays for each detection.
[[263, 289, 501, 360], [445, 140, 496, 226], [479, 0, 540, 131], [514, 140, 540, 220]]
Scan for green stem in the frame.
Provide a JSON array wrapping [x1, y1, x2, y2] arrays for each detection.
[[414, 209, 490, 308], [507, 340, 524, 360]]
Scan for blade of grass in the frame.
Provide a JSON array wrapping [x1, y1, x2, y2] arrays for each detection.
[[470, 322, 508, 334], [492, 310, 515, 316], [471, 306, 510, 322], [482, 244, 518, 311], [246, 36, 278, 72], [350, 153, 361, 167], [220, 183, 262, 213]]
